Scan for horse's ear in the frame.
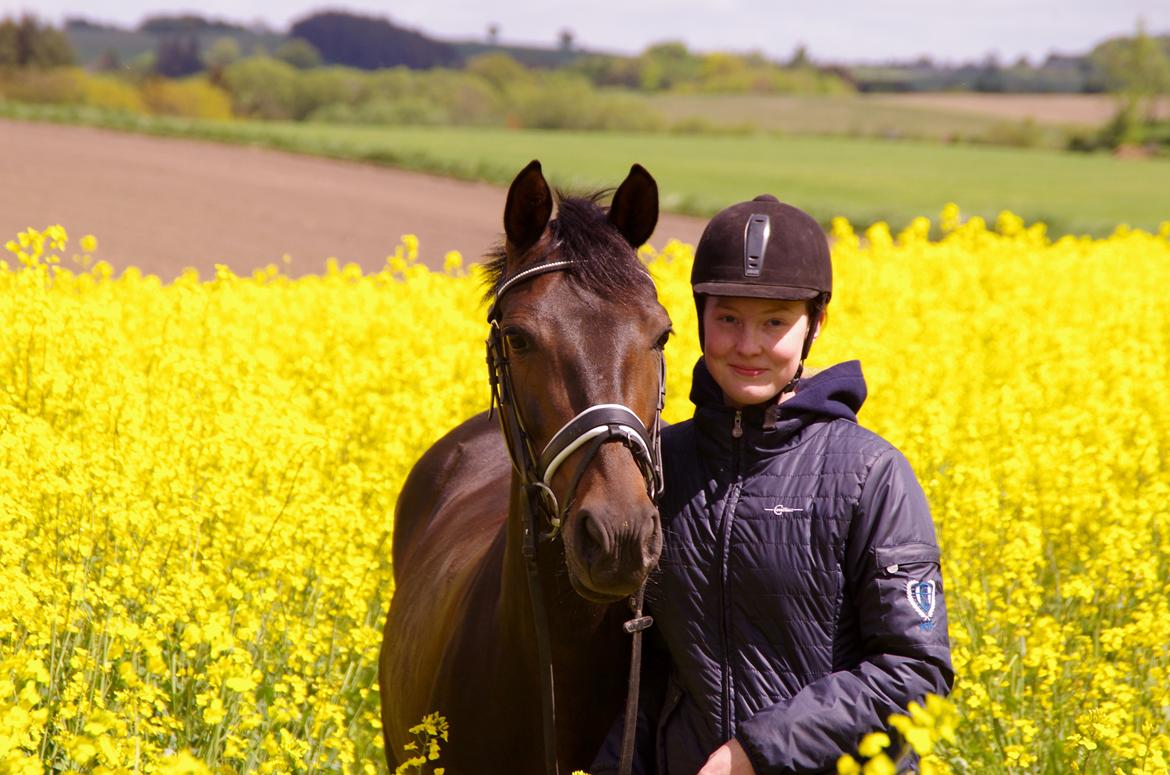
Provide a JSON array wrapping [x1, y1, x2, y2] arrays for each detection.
[[504, 159, 553, 254], [608, 164, 658, 248]]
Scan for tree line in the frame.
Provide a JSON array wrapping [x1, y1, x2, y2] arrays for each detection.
[[10, 10, 1168, 102], [0, 15, 73, 68], [50, 12, 850, 96], [3, 12, 1168, 152]]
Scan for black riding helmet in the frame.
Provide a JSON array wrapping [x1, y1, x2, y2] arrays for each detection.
[[692, 195, 831, 391]]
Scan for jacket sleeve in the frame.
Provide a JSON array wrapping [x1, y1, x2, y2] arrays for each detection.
[[734, 446, 954, 775], [590, 623, 670, 775]]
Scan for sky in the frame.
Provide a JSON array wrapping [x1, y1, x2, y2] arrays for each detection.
[[8, 0, 1170, 64]]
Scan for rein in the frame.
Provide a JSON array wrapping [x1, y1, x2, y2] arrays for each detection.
[[485, 255, 662, 775]]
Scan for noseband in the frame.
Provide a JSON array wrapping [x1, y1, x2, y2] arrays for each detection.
[[485, 253, 662, 775]]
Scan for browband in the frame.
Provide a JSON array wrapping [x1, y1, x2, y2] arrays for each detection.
[[487, 244, 567, 322]]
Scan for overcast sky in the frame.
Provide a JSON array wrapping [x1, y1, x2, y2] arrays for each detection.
[[9, 0, 1170, 64]]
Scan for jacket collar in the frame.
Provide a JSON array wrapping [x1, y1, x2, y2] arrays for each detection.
[[690, 357, 866, 461]]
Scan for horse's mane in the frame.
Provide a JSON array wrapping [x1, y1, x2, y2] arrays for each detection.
[[481, 191, 654, 305]]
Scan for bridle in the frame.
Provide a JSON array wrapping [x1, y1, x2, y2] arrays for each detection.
[[487, 255, 665, 534], [485, 251, 663, 775]]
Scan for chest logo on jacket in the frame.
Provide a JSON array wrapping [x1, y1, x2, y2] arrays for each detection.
[[907, 580, 937, 629], [766, 504, 804, 516]]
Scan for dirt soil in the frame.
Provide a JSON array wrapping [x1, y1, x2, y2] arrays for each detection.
[[0, 119, 707, 279]]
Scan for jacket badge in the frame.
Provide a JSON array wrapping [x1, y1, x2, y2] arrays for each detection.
[[767, 505, 804, 516], [907, 580, 936, 630]]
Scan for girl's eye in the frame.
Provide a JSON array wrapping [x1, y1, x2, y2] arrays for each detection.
[[718, 315, 737, 324]]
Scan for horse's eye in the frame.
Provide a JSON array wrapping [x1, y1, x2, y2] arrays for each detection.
[[655, 328, 673, 351], [504, 331, 530, 352]]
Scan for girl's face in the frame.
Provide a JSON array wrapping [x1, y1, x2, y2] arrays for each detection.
[[702, 295, 816, 408]]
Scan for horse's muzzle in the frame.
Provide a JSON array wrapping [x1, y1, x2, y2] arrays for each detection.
[[567, 502, 661, 600]]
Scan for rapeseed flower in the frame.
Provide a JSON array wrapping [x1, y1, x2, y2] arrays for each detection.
[[2, 212, 1169, 773]]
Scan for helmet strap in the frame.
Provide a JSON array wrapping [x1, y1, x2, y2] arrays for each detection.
[[780, 360, 804, 396], [781, 321, 817, 396]]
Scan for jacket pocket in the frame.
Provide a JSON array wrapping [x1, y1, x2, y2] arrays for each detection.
[[874, 542, 940, 570], [872, 542, 943, 633]]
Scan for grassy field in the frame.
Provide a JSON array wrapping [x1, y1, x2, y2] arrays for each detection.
[[5, 101, 1168, 235], [643, 93, 1041, 142], [643, 93, 1170, 140]]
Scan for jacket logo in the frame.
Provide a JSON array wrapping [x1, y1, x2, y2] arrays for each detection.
[[766, 505, 804, 516], [907, 580, 936, 629]]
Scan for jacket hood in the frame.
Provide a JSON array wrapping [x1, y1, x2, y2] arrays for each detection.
[[690, 357, 866, 456]]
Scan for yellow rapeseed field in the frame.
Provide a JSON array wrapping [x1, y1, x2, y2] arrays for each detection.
[[2, 210, 1169, 774]]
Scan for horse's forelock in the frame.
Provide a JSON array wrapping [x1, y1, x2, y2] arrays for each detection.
[[481, 190, 654, 306]]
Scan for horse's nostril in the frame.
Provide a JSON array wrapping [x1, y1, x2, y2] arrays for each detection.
[[581, 511, 611, 560]]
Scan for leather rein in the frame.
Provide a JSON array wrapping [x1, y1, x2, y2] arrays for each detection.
[[485, 254, 662, 775]]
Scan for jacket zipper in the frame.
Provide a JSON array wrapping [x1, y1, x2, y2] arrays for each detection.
[[719, 409, 743, 740]]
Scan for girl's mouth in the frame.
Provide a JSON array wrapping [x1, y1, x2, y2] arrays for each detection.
[[730, 365, 767, 377]]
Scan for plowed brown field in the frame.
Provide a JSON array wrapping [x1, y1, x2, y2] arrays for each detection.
[[0, 119, 705, 278]]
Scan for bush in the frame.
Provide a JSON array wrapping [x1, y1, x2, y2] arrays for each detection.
[[508, 73, 663, 131], [78, 73, 147, 113], [221, 56, 299, 119], [293, 66, 372, 117], [296, 66, 501, 127], [975, 118, 1045, 148], [309, 95, 451, 126], [0, 66, 84, 104], [411, 69, 501, 126], [140, 76, 232, 119], [1096, 101, 1143, 148], [685, 53, 852, 95], [1140, 119, 1170, 147], [465, 52, 532, 92]]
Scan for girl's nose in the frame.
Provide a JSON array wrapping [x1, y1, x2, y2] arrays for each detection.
[[735, 329, 761, 355]]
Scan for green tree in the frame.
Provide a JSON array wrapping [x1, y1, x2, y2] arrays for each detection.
[[203, 36, 242, 70], [222, 55, 300, 118], [788, 44, 811, 68], [154, 33, 202, 77], [637, 41, 701, 91], [275, 38, 322, 70], [1091, 20, 1170, 124], [0, 14, 75, 68], [465, 52, 531, 93]]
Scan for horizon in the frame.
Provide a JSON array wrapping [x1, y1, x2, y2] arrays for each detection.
[[7, 1, 1170, 67]]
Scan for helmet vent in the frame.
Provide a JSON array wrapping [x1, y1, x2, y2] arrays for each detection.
[[744, 214, 770, 278]]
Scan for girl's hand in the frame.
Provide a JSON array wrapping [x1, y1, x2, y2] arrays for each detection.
[[696, 738, 756, 775]]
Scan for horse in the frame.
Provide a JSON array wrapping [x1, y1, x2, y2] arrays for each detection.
[[379, 160, 672, 774]]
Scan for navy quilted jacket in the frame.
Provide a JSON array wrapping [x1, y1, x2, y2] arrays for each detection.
[[594, 358, 953, 774]]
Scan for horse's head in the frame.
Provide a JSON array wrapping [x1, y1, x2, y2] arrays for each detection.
[[487, 160, 670, 603]]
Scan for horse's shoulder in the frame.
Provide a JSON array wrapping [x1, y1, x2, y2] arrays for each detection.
[[402, 410, 503, 487], [392, 410, 508, 572]]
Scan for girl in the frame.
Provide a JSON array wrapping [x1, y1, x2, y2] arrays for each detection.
[[596, 196, 953, 774]]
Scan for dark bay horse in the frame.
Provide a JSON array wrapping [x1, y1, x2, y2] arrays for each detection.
[[379, 161, 671, 773]]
